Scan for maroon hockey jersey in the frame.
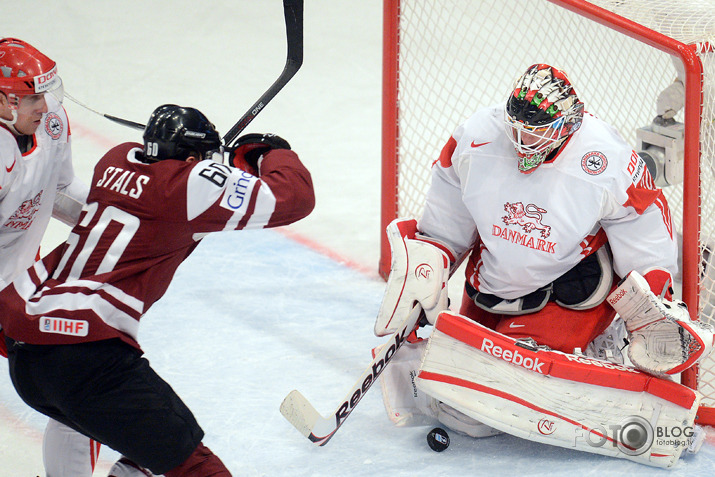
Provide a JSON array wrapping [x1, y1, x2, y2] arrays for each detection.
[[0, 142, 314, 349]]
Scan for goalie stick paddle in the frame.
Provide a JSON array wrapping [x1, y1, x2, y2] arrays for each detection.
[[223, 0, 304, 148], [280, 304, 423, 446]]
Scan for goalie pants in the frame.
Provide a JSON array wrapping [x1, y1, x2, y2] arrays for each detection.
[[5, 337, 211, 475], [459, 285, 616, 353]]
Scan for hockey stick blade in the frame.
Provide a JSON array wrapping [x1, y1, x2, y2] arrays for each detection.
[[280, 304, 423, 446], [224, 0, 304, 148]]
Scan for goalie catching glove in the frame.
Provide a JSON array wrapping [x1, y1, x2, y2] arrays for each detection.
[[374, 218, 454, 336], [230, 133, 291, 174], [607, 271, 714, 376]]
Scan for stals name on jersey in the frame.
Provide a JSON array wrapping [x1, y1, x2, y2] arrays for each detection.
[[95, 166, 150, 199]]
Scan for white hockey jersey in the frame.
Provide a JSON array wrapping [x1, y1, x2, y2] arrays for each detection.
[[418, 104, 677, 300], [0, 96, 87, 289]]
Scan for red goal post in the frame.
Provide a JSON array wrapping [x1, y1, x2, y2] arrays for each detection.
[[380, 0, 715, 423]]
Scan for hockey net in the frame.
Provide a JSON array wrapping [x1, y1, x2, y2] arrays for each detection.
[[380, 0, 715, 423]]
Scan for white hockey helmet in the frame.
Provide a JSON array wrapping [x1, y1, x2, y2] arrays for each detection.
[[504, 64, 584, 174]]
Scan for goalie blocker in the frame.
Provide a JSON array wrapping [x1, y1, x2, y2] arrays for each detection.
[[374, 218, 455, 337], [417, 311, 702, 468]]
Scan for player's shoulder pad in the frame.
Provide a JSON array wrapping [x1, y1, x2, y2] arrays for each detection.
[[448, 104, 505, 165], [564, 113, 638, 186], [39, 96, 70, 142], [0, 129, 21, 186], [186, 161, 261, 220]]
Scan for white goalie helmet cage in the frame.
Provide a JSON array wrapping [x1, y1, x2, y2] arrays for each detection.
[[504, 63, 585, 173]]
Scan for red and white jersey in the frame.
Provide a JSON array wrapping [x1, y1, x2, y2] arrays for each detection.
[[419, 104, 677, 299], [0, 142, 314, 348], [0, 96, 80, 288]]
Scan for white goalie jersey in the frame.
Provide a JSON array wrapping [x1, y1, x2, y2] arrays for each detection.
[[419, 104, 678, 299]]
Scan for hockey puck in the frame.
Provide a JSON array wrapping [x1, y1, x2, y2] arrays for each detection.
[[427, 427, 450, 452]]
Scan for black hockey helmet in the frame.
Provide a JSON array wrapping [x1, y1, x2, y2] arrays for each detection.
[[142, 104, 222, 162]]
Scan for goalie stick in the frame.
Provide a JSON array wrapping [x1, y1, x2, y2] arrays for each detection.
[[65, 0, 303, 144], [280, 304, 423, 446]]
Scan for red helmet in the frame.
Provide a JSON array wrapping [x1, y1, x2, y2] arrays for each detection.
[[0, 38, 62, 107]]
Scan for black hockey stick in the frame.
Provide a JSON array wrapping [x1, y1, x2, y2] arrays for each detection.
[[64, 92, 146, 131], [223, 0, 304, 148], [280, 305, 423, 446], [66, 0, 303, 142]]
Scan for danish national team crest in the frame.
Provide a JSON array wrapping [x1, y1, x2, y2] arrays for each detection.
[[45, 112, 63, 140], [4, 191, 43, 230], [581, 151, 607, 175], [502, 202, 551, 238]]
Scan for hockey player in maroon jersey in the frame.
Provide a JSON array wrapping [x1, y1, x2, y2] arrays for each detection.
[[0, 104, 315, 476]]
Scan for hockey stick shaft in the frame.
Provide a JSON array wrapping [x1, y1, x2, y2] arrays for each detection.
[[280, 304, 423, 446], [223, 0, 304, 148], [65, 0, 303, 142], [64, 92, 146, 131]]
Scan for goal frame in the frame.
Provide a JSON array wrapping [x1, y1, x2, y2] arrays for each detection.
[[380, 0, 709, 420]]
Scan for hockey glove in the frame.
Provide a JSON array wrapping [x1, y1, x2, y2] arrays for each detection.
[[607, 271, 714, 376], [230, 133, 291, 173]]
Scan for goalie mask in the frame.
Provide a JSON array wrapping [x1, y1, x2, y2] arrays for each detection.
[[504, 64, 584, 174], [142, 104, 222, 162]]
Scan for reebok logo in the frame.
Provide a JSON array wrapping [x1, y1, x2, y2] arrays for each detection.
[[565, 353, 639, 373], [334, 320, 410, 426], [471, 141, 490, 148], [5, 159, 16, 173], [481, 337, 545, 373], [608, 288, 627, 306]]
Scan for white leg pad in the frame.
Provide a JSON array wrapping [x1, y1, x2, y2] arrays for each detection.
[[375, 339, 440, 427], [376, 338, 501, 437], [416, 311, 700, 468]]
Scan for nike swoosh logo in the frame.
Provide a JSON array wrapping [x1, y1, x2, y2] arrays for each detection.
[[6, 159, 16, 173], [509, 322, 525, 328], [471, 141, 490, 148]]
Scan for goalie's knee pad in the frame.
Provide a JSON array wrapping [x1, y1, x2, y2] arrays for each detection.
[[416, 311, 701, 468]]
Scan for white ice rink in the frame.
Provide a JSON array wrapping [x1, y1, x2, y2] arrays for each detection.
[[2, 1, 715, 476]]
